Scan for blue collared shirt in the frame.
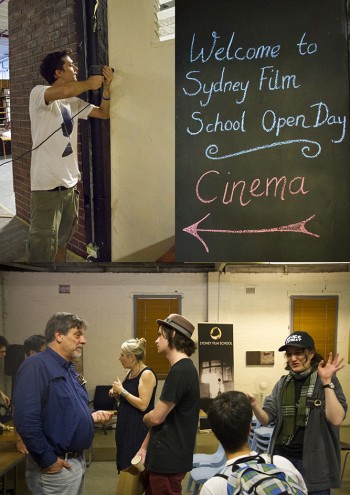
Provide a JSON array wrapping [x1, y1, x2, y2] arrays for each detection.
[[13, 347, 94, 468]]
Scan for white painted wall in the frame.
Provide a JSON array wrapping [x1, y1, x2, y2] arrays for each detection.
[[1, 270, 349, 424], [208, 270, 350, 420], [108, 0, 175, 261], [0, 272, 207, 400]]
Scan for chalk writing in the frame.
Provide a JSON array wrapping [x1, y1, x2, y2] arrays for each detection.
[[262, 103, 347, 141], [196, 171, 309, 207], [258, 66, 301, 91], [297, 32, 318, 55], [188, 111, 246, 135], [205, 140, 321, 160], [190, 31, 281, 63], [183, 213, 319, 253], [184, 30, 347, 147], [183, 67, 249, 106], [176, 0, 350, 261]]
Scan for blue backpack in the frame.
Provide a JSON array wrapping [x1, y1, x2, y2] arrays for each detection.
[[215, 455, 307, 495]]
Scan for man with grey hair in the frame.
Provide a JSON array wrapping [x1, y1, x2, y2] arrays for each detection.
[[13, 312, 113, 495]]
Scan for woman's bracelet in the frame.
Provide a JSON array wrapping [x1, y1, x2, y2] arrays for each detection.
[[121, 389, 130, 398]]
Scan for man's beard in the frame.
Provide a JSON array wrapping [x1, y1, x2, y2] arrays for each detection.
[[72, 348, 82, 359]]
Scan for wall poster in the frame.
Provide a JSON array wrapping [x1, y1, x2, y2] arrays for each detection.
[[198, 323, 234, 426]]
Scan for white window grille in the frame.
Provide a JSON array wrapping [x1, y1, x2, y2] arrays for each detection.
[[155, 0, 175, 42]]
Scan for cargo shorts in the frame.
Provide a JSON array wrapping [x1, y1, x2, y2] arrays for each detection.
[[27, 186, 79, 262]]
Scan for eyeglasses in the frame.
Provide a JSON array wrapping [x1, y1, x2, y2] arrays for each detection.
[[76, 373, 87, 386], [285, 350, 305, 359]]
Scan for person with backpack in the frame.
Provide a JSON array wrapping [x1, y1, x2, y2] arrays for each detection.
[[248, 331, 347, 495], [201, 391, 307, 495]]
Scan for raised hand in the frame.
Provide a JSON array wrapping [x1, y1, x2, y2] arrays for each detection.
[[317, 352, 344, 383]]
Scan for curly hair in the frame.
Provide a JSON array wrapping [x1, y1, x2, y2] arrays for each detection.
[[39, 49, 73, 85]]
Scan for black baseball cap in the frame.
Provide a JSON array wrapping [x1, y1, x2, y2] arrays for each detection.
[[278, 331, 315, 352]]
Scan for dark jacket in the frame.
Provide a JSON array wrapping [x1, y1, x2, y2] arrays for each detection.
[[263, 374, 347, 491]]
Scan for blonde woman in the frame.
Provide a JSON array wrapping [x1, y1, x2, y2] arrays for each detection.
[[110, 338, 157, 471]]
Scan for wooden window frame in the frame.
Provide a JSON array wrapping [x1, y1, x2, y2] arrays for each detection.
[[133, 295, 182, 378], [290, 295, 338, 358]]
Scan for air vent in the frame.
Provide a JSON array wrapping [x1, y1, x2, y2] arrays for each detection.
[[246, 287, 256, 294]]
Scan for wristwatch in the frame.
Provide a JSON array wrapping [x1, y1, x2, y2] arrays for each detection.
[[322, 382, 335, 389]]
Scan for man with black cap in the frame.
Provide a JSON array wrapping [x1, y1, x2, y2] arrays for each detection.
[[248, 331, 347, 495], [136, 314, 200, 495]]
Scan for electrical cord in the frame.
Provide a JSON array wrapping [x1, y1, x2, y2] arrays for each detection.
[[0, 101, 92, 167]]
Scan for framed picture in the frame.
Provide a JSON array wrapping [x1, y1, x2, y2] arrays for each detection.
[[246, 351, 274, 366]]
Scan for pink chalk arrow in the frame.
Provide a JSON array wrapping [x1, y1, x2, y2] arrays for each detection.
[[183, 214, 320, 253]]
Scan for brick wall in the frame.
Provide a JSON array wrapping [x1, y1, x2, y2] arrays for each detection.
[[8, 0, 87, 259]]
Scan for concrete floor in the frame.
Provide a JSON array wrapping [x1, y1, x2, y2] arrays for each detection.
[[84, 428, 218, 495], [0, 157, 16, 214], [9, 426, 350, 494], [0, 157, 28, 262], [84, 427, 350, 495]]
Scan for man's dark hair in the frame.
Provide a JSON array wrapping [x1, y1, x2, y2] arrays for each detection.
[[160, 325, 197, 356], [40, 49, 73, 85], [45, 312, 87, 343], [0, 335, 9, 348], [23, 334, 47, 356], [207, 391, 252, 453]]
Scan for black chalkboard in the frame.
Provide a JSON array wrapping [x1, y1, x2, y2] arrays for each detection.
[[175, 0, 350, 262]]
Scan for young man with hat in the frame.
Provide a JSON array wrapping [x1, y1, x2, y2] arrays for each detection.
[[248, 331, 347, 495], [136, 314, 200, 495]]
